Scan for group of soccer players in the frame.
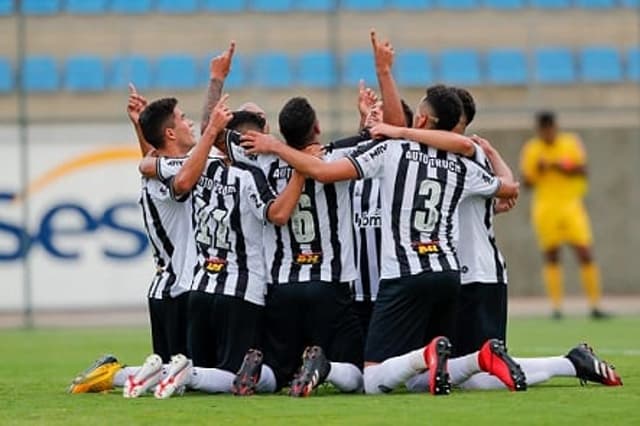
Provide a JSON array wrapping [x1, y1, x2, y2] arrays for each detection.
[[68, 31, 622, 398]]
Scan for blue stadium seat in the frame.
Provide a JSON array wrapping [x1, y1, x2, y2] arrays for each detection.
[[389, 0, 433, 9], [575, 0, 615, 7], [436, 0, 478, 9], [0, 0, 13, 15], [342, 51, 376, 86], [202, 0, 246, 12], [111, 0, 152, 14], [395, 51, 433, 87], [65, 0, 107, 14], [155, 54, 199, 90], [342, 0, 385, 11], [21, 0, 59, 15], [580, 46, 622, 83], [483, 0, 524, 8], [22, 55, 58, 92], [156, 0, 199, 14], [64, 55, 106, 92], [297, 51, 337, 88], [487, 48, 527, 85], [627, 47, 640, 82], [296, 0, 336, 11], [202, 53, 247, 89], [251, 0, 293, 12], [252, 52, 293, 88], [621, 0, 639, 7], [110, 55, 152, 91], [534, 48, 575, 84], [530, 0, 569, 8], [439, 49, 482, 86], [0, 57, 12, 93]]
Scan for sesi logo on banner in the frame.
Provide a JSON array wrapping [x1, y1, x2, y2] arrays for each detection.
[[0, 143, 154, 310]]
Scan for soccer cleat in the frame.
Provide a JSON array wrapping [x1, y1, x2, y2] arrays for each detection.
[[232, 349, 264, 396], [590, 309, 611, 320], [289, 346, 331, 397], [154, 354, 192, 399], [123, 354, 164, 398], [478, 339, 527, 392], [423, 336, 452, 396], [68, 354, 123, 394], [566, 343, 622, 386]]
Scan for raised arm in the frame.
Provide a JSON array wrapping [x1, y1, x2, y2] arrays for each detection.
[[200, 41, 235, 135], [357, 80, 379, 130], [127, 83, 153, 156], [370, 122, 475, 157], [371, 30, 405, 127]]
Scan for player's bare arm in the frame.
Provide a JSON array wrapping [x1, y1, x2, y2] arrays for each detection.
[[470, 135, 519, 199], [240, 131, 359, 183], [127, 83, 153, 156], [370, 122, 475, 156], [370, 30, 405, 127], [200, 41, 235, 135]]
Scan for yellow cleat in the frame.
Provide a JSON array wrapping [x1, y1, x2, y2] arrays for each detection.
[[68, 355, 123, 394]]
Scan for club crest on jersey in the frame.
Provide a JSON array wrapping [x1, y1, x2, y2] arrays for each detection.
[[295, 251, 322, 265], [204, 257, 227, 273], [411, 241, 441, 256]]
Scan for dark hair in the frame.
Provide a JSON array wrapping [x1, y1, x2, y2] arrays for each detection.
[[138, 97, 178, 149], [536, 110, 556, 128], [401, 99, 414, 128], [453, 87, 475, 126], [424, 84, 462, 131], [278, 97, 316, 149], [227, 110, 266, 134]]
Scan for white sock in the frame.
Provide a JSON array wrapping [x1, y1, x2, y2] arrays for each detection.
[[458, 372, 505, 390], [188, 367, 234, 393], [363, 348, 426, 394], [515, 357, 577, 385], [256, 364, 277, 393], [448, 353, 481, 385], [326, 362, 363, 393], [405, 372, 429, 392], [113, 367, 140, 387]]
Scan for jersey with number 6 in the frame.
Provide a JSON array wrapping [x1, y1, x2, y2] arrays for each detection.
[[348, 139, 501, 280], [159, 154, 275, 306], [227, 133, 357, 285]]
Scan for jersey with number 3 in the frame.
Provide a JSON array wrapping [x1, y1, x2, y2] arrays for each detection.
[[348, 139, 500, 280]]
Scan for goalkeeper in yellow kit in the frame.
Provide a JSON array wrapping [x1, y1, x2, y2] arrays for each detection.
[[520, 111, 607, 319]]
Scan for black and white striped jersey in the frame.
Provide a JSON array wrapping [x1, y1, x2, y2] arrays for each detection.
[[348, 139, 501, 280], [227, 134, 357, 285], [140, 157, 196, 300], [350, 177, 382, 302], [457, 143, 508, 285], [159, 154, 275, 306]]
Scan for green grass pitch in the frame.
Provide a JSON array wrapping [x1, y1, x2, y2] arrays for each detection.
[[2, 316, 639, 426]]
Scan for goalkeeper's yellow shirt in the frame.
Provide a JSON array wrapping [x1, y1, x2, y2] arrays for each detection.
[[520, 132, 588, 205]]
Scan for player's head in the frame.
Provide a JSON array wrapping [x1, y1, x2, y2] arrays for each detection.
[[239, 101, 270, 133], [401, 99, 414, 128], [414, 84, 462, 131], [278, 96, 320, 150], [227, 110, 267, 134], [451, 87, 475, 134], [139, 97, 194, 151], [536, 110, 557, 144]]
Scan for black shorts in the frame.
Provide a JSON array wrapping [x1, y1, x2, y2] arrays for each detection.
[[352, 300, 375, 342], [262, 281, 364, 389], [148, 292, 189, 364], [365, 270, 460, 363], [187, 291, 263, 372], [453, 282, 507, 357]]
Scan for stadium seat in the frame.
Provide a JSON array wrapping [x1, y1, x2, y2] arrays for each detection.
[[342, 51, 376, 86], [621, 0, 639, 7], [575, 0, 615, 7], [0, 57, 12, 93], [156, 0, 199, 14], [395, 51, 433, 87], [0, 0, 13, 15], [534, 48, 575, 84], [389, 0, 434, 9], [22, 55, 58, 92], [530, 0, 569, 8], [155, 54, 199, 90], [483, 0, 524, 9], [486, 48, 527, 85], [296, 0, 336, 11], [64, 55, 107, 92], [627, 47, 640, 82], [111, 0, 152, 14], [439, 49, 482, 86], [250, 0, 293, 12], [65, 0, 107, 14], [342, 0, 385, 11], [436, 0, 478, 9], [297, 51, 337, 88], [252, 52, 293, 88], [202, 0, 246, 12], [580, 46, 622, 83], [110, 55, 153, 91], [21, 0, 59, 15]]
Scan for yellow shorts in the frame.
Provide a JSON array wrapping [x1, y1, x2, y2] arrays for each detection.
[[532, 200, 593, 251]]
